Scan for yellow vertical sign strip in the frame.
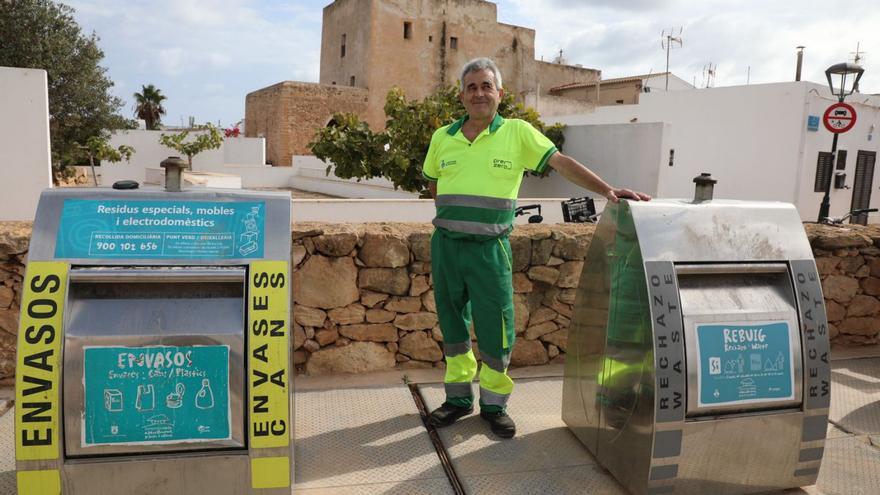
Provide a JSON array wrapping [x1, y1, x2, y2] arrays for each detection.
[[15, 262, 68, 462], [248, 260, 290, 450], [251, 457, 291, 489], [17, 470, 62, 495]]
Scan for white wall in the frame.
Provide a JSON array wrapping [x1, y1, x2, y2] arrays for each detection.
[[523, 91, 595, 118], [0, 67, 52, 221], [552, 81, 880, 222], [797, 90, 880, 221], [644, 73, 695, 92], [520, 122, 667, 199], [557, 83, 813, 203], [104, 129, 268, 187], [550, 81, 880, 221], [291, 155, 418, 199], [224, 136, 265, 165]]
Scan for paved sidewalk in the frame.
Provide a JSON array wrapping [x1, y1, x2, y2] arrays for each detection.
[[1, 355, 878, 494]]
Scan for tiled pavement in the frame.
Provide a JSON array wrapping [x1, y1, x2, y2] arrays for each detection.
[[1, 356, 878, 494]]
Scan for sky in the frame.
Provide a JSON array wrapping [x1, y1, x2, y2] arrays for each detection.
[[66, 0, 879, 128]]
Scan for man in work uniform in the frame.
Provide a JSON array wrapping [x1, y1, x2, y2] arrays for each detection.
[[423, 57, 651, 439]]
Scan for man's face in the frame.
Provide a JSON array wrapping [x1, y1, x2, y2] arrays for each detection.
[[460, 68, 504, 121]]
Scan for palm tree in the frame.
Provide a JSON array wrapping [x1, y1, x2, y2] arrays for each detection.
[[133, 84, 167, 130]]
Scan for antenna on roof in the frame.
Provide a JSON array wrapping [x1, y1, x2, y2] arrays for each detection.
[[849, 42, 866, 93], [702, 62, 716, 88], [661, 27, 683, 91], [851, 41, 866, 65], [553, 49, 566, 65]]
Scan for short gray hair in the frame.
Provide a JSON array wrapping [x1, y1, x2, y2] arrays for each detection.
[[460, 57, 503, 91]]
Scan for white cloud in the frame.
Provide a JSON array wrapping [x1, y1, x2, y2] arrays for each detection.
[[156, 47, 186, 76]]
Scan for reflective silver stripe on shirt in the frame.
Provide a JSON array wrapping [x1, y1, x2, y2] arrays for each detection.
[[433, 218, 510, 236], [444, 341, 472, 357], [445, 382, 473, 398], [479, 387, 510, 407], [435, 194, 515, 210], [481, 353, 510, 373]]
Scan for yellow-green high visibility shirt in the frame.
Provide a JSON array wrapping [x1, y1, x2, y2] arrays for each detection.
[[422, 114, 557, 239]]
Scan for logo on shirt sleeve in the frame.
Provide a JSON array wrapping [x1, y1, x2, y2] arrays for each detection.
[[440, 159, 458, 169]]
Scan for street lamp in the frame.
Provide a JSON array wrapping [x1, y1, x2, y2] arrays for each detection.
[[817, 62, 864, 222], [825, 63, 864, 102]]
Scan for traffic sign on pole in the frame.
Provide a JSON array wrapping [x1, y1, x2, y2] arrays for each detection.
[[823, 102, 857, 133]]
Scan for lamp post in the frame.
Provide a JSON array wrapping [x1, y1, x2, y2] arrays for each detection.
[[817, 62, 864, 222]]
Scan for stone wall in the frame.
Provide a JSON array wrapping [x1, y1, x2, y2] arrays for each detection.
[[1, 221, 879, 380], [244, 82, 369, 167], [0, 222, 30, 381], [808, 224, 880, 345], [291, 223, 588, 375]]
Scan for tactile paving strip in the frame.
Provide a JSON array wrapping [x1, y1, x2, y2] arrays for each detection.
[[812, 435, 880, 495], [464, 464, 627, 495], [830, 358, 880, 435], [294, 385, 452, 493], [295, 479, 454, 495], [420, 378, 621, 494], [0, 408, 14, 495]]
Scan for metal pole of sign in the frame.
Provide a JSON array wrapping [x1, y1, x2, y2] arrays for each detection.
[[818, 133, 839, 222], [818, 77, 846, 223], [817, 77, 845, 222], [817, 63, 864, 223]]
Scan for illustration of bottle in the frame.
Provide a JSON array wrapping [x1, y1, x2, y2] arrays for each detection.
[[195, 379, 214, 409], [136, 384, 155, 412]]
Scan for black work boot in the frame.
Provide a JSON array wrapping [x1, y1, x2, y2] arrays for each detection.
[[480, 410, 516, 438], [428, 402, 473, 427]]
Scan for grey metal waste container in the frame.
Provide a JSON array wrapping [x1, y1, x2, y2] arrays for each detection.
[[15, 169, 293, 494], [562, 175, 830, 495]]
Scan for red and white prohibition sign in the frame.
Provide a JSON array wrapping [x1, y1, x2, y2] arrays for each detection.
[[823, 102, 857, 133]]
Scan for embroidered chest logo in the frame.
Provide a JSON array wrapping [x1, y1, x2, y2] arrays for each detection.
[[441, 159, 457, 169], [493, 158, 513, 170]]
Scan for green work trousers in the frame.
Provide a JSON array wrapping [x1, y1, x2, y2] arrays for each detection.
[[431, 229, 516, 413]]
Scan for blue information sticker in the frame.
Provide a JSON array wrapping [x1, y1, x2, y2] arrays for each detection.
[[83, 345, 231, 446], [696, 321, 794, 407], [55, 199, 265, 259], [807, 115, 820, 131]]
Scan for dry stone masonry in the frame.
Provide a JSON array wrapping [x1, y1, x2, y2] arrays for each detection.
[[808, 224, 880, 345], [288, 222, 592, 375], [0, 221, 879, 379], [0, 222, 31, 381]]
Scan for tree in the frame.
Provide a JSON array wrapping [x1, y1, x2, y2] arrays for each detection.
[[159, 124, 224, 167], [77, 135, 135, 186], [310, 86, 565, 195], [0, 0, 135, 168], [133, 84, 167, 130]]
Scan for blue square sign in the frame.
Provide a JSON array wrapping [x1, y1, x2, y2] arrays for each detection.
[[696, 322, 795, 407], [807, 115, 820, 131]]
